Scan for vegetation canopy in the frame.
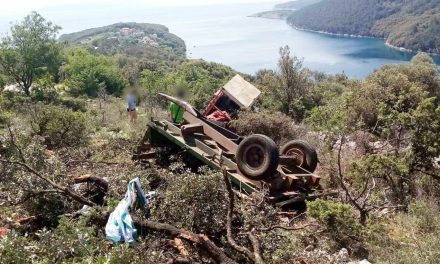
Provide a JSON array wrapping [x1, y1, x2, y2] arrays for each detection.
[[0, 12, 62, 95]]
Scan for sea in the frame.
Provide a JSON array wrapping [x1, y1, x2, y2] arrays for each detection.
[[1, 1, 439, 78]]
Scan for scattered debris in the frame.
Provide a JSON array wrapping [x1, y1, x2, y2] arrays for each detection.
[[338, 248, 350, 262], [72, 174, 109, 205], [105, 178, 155, 243], [0, 227, 11, 237]]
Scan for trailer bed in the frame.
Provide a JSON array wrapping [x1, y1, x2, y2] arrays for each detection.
[[136, 120, 331, 207]]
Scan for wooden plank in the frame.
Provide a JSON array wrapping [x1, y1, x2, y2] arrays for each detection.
[[162, 120, 182, 136], [194, 139, 238, 171], [184, 112, 238, 153], [148, 122, 259, 194], [181, 123, 204, 135]]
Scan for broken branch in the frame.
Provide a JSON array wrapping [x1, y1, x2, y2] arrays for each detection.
[[222, 170, 258, 262], [0, 159, 96, 207]]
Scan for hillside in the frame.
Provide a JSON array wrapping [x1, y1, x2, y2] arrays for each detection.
[[287, 0, 440, 53], [4, 11, 440, 264], [59, 22, 186, 68]]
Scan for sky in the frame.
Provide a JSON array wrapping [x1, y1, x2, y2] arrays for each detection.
[[0, 0, 280, 33], [1, 0, 278, 15], [0, 0, 278, 30]]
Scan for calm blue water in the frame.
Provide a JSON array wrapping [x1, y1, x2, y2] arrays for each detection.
[[0, 1, 438, 78]]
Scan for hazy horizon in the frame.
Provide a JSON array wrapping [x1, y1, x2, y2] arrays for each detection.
[[1, 0, 436, 77], [0, 0, 280, 34]]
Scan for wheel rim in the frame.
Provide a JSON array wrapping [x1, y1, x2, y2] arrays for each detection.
[[243, 143, 266, 170], [284, 147, 304, 167]]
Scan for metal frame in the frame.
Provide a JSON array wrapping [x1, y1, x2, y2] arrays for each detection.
[[149, 120, 259, 194], [141, 93, 330, 206]]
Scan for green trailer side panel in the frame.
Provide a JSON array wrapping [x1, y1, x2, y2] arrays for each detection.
[[148, 121, 258, 194]]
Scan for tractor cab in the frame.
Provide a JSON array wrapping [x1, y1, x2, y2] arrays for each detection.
[[203, 74, 261, 123]]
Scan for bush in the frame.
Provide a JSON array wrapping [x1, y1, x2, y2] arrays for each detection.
[[152, 170, 227, 235], [31, 74, 59, 103], [59, 97, 87, 112], [63, 48, 126, 97], [307, 199, 363, 241], [368, 200, 440, 263], [30, 104, 91, 149], [0, 74, 6, 90], [0, 91, 33, 112], [37, 217, 103, 262], [160, 60, 236, 109], [0, 232, 37, 263], [0, 218, 105, 263], [231, 111, 299, 145]]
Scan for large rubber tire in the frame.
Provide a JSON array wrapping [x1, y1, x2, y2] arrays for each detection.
[[280, 140, 318, 173], [236, 134, 280, 181]]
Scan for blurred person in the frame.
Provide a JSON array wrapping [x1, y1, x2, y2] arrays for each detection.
[[127, 90, 138, 123], [169, 89, 185, 124]]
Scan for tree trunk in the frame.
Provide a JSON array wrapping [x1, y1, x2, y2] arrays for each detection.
[[23, 84, 31, 96]]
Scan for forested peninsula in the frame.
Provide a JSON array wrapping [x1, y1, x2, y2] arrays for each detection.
[[253, 0, 440, 54], [287, 0, 440, 54]]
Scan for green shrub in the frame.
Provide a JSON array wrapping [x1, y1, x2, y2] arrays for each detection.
[[307, 199, 363, 239], [30, 104, 91, 149], [0, 91, 33, 112], [0, 232, 37, 264], [152, 171, 227, 235], [159, 60, 236, 109], [59, 96, 87, 112], [0, 74, 6, 90], [260, 230, 301, 263], [31, 74, 59, 103], [368, 200, 440, 264], [37, 217, 103, 263], [63, 48, 126, 97], [232, 110, 299, 145]]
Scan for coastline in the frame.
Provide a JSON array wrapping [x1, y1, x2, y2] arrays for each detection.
[[287, 23, 440, 55], [384, 41, 414, 53], [289, 24, 379, 40], [252, 12, 440, 56]]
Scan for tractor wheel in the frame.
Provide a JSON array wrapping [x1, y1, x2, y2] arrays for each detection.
[[236, 134, 279, 181], [280, 140, 318, 173]]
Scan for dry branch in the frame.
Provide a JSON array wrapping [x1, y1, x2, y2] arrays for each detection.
[[248, 232, 264, 264], [90, 211, 235, 263], [1, 125, 96, 207], [67, 159, 130, 166], [1, 159, 96, 207], [135, 220, 235, 264], [172, 238, 189, 257], [257, 223, 318, 232], [222, 169, 263, 263]]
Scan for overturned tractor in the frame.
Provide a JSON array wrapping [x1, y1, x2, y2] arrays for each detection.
[[135, 91, 324, 207]]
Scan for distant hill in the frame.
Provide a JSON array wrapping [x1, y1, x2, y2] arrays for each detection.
[[250, 0, 321, 20], [287, 0, 440, 53], [249, 10, 293, 19], [59, 22, 186, 68], [275, 0, 322, 10]]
